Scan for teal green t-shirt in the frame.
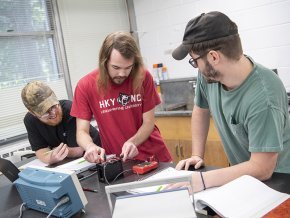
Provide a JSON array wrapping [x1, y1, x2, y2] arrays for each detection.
[[195, 58, 290, 173]]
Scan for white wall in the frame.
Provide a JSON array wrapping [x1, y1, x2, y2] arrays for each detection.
[[57, 0, 130, 92], [133, 0, 290, 88]]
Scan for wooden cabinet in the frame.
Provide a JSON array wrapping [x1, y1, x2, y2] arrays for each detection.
[[155, 115, 229, 167], [155, 116, 192, 163], [204, 140, 229, 167], [163, 139, 192, 163]]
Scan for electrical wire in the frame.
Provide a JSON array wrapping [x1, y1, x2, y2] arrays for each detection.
[[111, 169, 133, 183], [103, 156, 159, 183], [46, 196, 70, 218], [92, 157, 156, 185], [103, 162, 134, 185], [103, 163, 109, 185], [18, 202, 26, 218], [78, 170, 99, 182]]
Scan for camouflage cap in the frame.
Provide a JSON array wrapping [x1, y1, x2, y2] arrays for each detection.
[[21, 81, 59, 117]]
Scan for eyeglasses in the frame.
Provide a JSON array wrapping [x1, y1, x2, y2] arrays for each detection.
[[189, 48, 221, 68], [189, 51, 210, 68], [38, 104, 59, 120]]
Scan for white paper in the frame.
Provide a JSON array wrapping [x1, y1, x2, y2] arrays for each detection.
[[19, 158, 48, 170], [194, 175, 289, 218], [114, 188, 196, 218], [130, 167, 193, 193]]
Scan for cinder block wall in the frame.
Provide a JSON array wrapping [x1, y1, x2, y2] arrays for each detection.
[[133, 0, 290, 88]]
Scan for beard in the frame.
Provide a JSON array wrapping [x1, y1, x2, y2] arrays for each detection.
[[45, 114, 62, 126], [201, 60, 220, 83], [109, 75, 128, 85]]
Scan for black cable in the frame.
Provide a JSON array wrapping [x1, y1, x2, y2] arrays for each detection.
[[103, 162, 135, 185], [200, 171, 206, 190], [78, 170, 98, 181], [111, 169, 133, 183]]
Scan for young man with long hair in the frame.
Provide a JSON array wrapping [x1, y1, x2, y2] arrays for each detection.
[[71, 31, 172, 163]]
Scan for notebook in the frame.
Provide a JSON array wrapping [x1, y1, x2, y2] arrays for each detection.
[[130, 167, 193, 193], [193, 175, 289, 218], [19, 154, 116, 174], [129, 168, 290, 218], [18, 158, 48, 170], [19, 157, 97, 174], [55, 157, 96, 174]]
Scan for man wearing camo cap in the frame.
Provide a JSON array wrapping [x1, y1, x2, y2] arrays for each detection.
[[21, 81, 101, 164]]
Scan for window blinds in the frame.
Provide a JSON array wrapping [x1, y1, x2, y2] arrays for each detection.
[[0, 0, 131, 145], [0, 0, 68, 144]]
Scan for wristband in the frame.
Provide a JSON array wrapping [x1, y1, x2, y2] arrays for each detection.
[[200, 171, 206, 190]]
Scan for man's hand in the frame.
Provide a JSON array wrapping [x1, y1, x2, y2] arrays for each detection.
[[165, 181, 192, 193], [49, 143, 69, 164], [165, 172, 205, 193], [175, 155, 204, 170], [83, 144, 105, 163], [120, 141, 139, 162]]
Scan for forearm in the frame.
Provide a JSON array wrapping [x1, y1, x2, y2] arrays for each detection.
[[76, 118, 105, 163], [191, 107, 210, 158], [67, 146, 84, 158], [35, 148, 52, 164], [76, 129, 96, 151], [127, 121, 154, 146], [126, 109, 155, 146], [35, 148, 63, 165], [201, 152, 278, 190]]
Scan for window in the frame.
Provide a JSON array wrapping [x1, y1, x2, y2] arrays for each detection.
[[0, 0, 68, 144]]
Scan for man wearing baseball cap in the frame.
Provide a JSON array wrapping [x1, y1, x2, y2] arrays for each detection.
[[21, 81, 101, 164], [171, 11, 290, 192]]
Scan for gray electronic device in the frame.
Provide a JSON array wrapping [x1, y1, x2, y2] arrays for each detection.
[[0, 157, 20, 182]]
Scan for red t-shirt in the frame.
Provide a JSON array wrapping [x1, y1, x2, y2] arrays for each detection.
[[71, 69, 172, 162]]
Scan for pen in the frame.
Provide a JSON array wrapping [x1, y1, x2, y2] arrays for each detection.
[[78, 159, 87, 164], [82, 187, 98, 193], [44, 150, 53, 155], [156, 185, 163, 192]]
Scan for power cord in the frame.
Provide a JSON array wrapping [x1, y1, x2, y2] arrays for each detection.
[[46, 196, 70, 218], [18, 202, 26, 218]]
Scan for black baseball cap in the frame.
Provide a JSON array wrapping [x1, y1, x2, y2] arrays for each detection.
[[172, 11, 238, 60]]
